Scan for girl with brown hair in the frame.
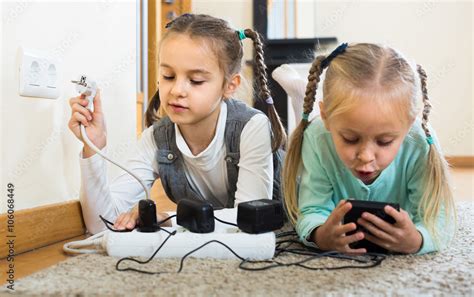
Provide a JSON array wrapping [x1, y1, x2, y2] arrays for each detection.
[[68, 14, 285, 234]]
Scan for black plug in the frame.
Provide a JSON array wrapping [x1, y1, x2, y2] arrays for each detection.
[[176, 199, 215, 233], [137, 199, 160, 232], [237, 199, 284, 234]]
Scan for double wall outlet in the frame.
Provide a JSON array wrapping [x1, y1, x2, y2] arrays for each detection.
[[18, 47, 60, 99]]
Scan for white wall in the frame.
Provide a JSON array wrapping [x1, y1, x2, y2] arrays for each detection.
[[192, 0, 473, 156], [1, 1, 137, 212], [192, 0, 254, 61]]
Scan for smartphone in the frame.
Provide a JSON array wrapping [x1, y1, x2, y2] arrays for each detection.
[[343, 199, 400, 253]]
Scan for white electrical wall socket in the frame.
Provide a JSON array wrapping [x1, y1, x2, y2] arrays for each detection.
[[18, 47, 60, 99]]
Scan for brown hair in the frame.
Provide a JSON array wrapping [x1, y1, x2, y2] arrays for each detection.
[[145, 14, 286, 151], [283, 43, 454, 242]]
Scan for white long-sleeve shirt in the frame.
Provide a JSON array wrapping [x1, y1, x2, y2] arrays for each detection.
[[79, 102, 273, 234]]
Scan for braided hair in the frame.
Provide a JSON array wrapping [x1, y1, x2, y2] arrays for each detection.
[[283, 44, 454, 243]]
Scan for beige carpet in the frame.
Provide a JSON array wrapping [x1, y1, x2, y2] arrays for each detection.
[[3, 202, 473, 297]]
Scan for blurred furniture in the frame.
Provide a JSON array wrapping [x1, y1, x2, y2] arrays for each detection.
[[252, 0, 336, 131]]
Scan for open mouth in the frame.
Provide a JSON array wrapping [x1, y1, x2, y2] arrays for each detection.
[[354, 170, 376, 182]]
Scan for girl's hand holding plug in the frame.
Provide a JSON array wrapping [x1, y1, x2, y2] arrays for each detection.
[[357, 205, 423, 254], [68, 90, 107, 158], [313, 200, 367, 254]]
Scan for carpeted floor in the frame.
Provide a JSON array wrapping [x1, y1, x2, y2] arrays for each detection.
[[3, 202, 473, 296]]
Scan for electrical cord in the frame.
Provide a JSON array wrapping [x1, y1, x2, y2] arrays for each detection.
[[64, 214, 178, 255], [214, 216, 238, 227], [79, 124, 151, 202], [68, 205, 387, 272], [99, 215, 131, 233], [114, 229, 386, 274], [239, 239, 386, 271], [99, 214, 177, 234], [115, 230, 177, 274], [65, 219, 386, 271], [275, 230, 298, 238], [63, 230, 107, 254], [149, 215, 177, 235], [177, 240, 246, 272]]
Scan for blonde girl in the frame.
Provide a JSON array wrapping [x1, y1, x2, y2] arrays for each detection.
[[283, 43, 454, 254]]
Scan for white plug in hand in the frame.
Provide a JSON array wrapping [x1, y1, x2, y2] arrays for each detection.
[[70, 75, 104, 156], [72, 75, 98, 112], [69, 75, 151, 202]]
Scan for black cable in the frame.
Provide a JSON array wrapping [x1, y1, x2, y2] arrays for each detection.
[[153, 215, 177, 235], [115, 230, 177, 274], [99, 215, 131, 233], [275, 237, 298, 243], [273, 236, 387, 269], [99, 214, 177, 233], [275, 239, 297, 257], [275, 237, 386, 264], [113, 222, 387, 274], [178, 240, 244, 272], [240, 250, 385, 271], [296, 254, 385, 271], [113, 214, 178, 274], [275, 230, 298, 238], [157, 214, 176, 225], [239, 251, 332, 271], [214, 216, 238, 227]]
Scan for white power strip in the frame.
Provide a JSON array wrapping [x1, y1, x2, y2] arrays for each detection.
[[68, 77, 276, 260], [65, 208, 276, 260], [103, 228, 275, 260]]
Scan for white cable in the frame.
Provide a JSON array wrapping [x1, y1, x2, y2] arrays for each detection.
[[80, 124, 151, 201], [66, 76, 153, 255], [72, 75, 151, 201], [63, 230, 107, 255]]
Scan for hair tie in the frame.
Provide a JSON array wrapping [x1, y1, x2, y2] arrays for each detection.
[[302, 113, 309, 121], [237, 29, 247, 41], [265, 96, 274, 105], [426, 136, 434, 145], [321, 42, 348, 68]]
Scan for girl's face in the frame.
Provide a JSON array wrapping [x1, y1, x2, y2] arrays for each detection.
[[320, 99, 411, 184], [158, 34, 239, 127]]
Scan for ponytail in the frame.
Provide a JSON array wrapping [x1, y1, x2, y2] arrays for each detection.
[[145, 90, 167, 128], [416, 64, 455, 242], [244, 28, 286, 152], [283, 55, 327, 224]]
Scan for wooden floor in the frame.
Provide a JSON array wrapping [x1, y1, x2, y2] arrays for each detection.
[[1, 167, 472, 286], [0, 180, 175, 287]]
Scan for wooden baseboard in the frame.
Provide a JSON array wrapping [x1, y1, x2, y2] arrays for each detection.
[[0, 200, 86, 259], [446, 156, 474, 168]]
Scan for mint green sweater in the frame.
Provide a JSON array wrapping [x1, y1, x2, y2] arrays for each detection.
[[297, 118, 453, 255]]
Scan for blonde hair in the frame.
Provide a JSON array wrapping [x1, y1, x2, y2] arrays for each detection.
[[283, 43, 454, 242]]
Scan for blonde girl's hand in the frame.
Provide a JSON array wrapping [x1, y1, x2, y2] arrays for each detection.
[[313, 200, 367, 254], [68, 90, 107, 158], [114, 207, 172, 230], [357, 206, 422, 254]]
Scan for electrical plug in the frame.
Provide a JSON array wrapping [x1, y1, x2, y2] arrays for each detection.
[[72, 75, 97, 112]]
